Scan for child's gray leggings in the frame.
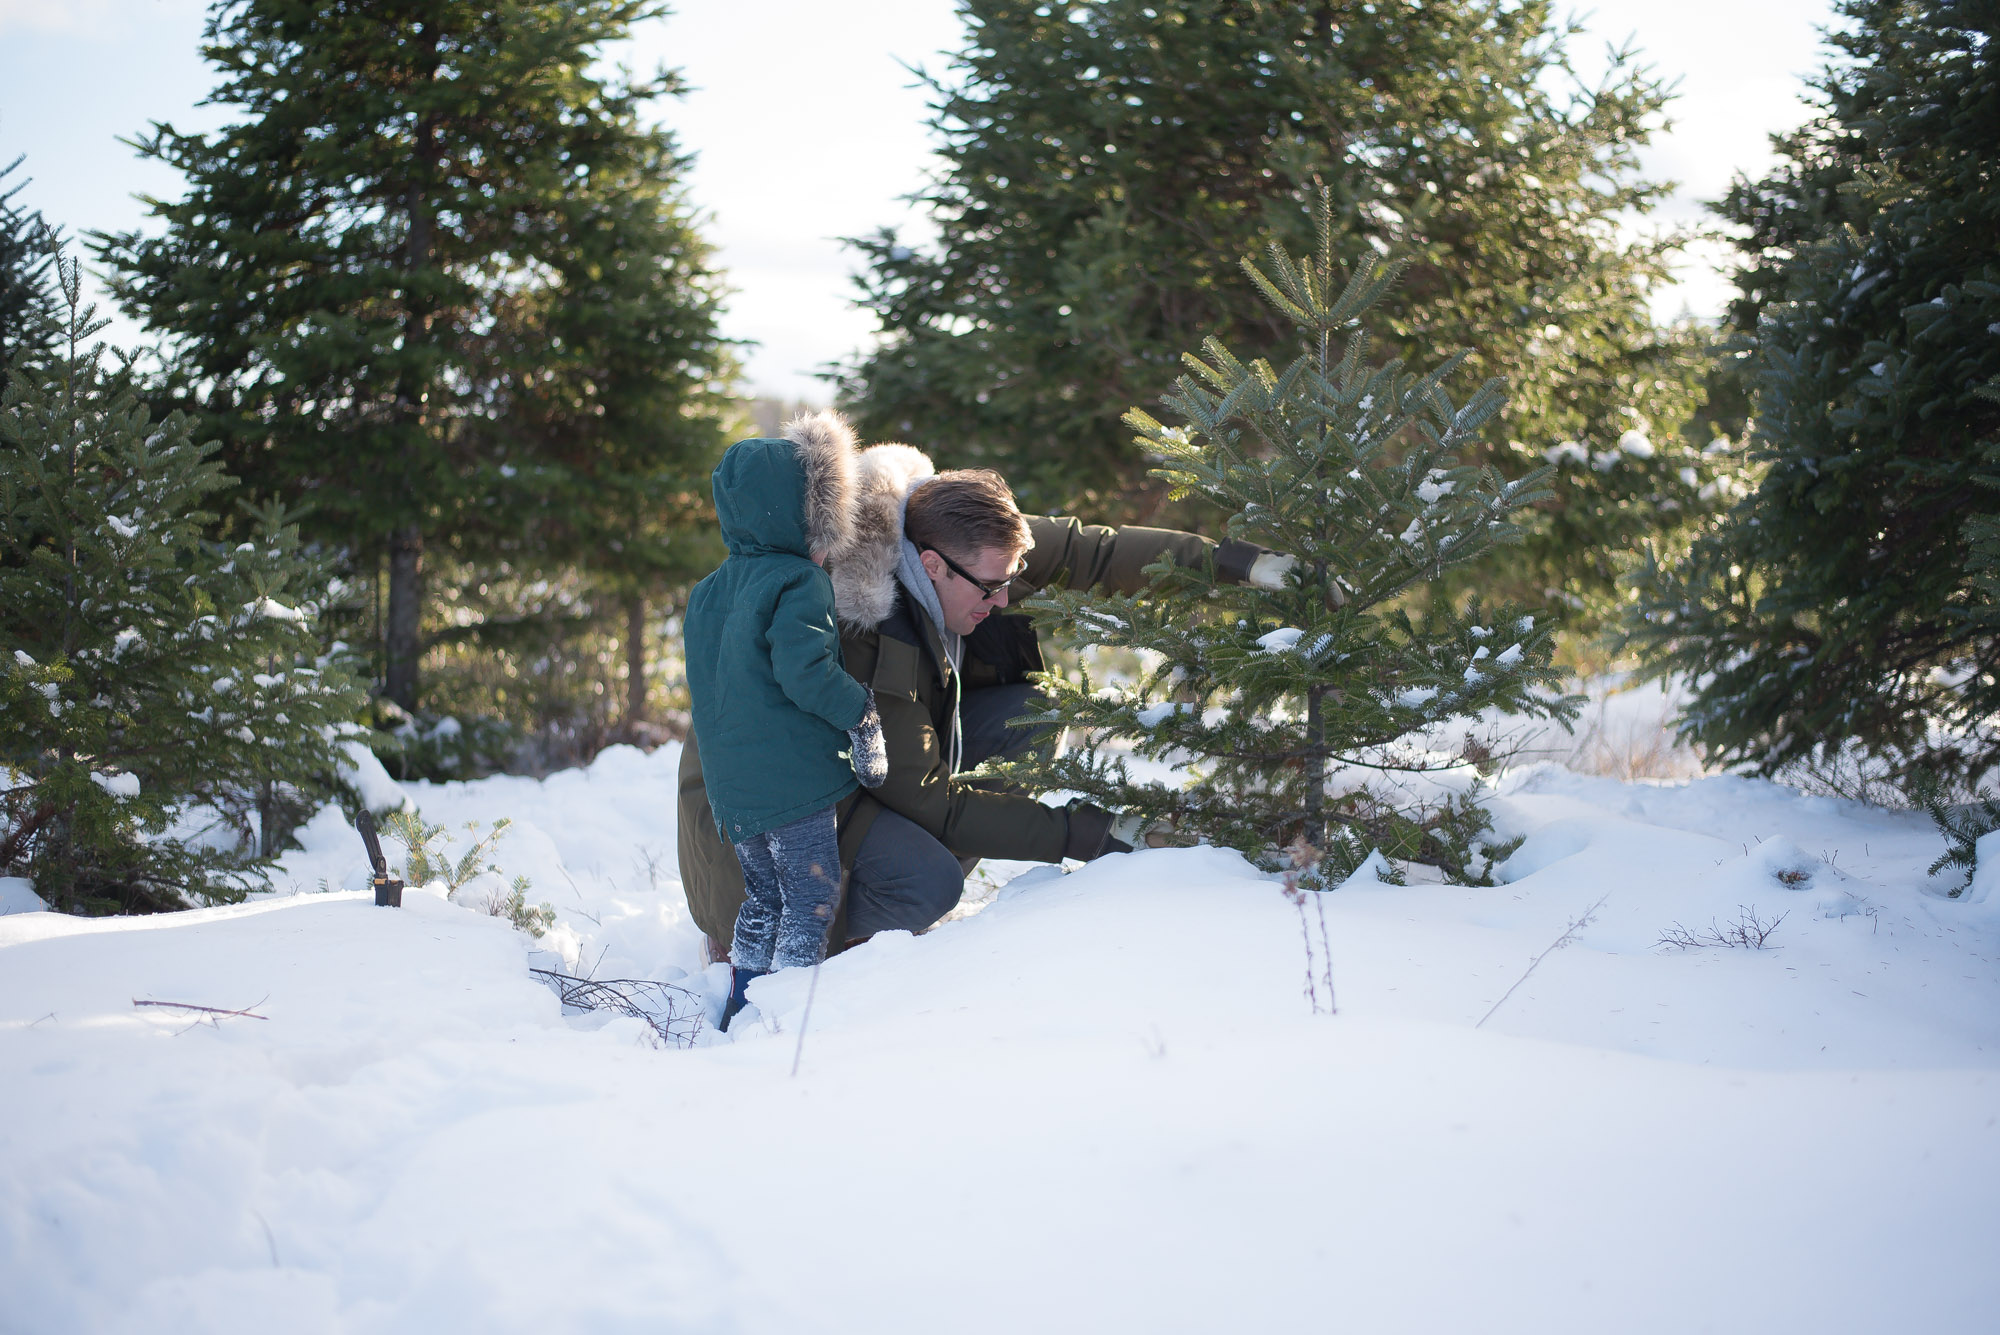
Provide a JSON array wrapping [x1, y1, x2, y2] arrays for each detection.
[[730, 806, 841, 971]]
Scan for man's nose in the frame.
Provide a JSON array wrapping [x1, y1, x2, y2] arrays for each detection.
[[990, 586, 1009, 608]]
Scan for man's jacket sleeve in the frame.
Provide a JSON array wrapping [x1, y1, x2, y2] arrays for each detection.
[[1018, 515, 1263, 596]]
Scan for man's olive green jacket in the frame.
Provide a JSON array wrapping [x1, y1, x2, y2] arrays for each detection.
[[676, 443, 1262, 946]]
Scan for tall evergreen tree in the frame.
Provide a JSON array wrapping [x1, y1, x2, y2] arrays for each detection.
[[0, 151, 61, 371], [98, 0, 731, 711], [467, 167, 733, 737], [1623, 0, 2000, 780], [1, 253, 365, 913], [995, 193, 1575, 882], [843, 0, 1721, 617]]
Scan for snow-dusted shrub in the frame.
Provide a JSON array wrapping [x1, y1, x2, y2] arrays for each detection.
[[367, 701, 522, 784], [0, 253, 364, 912], [491, 877, 556, 938], [380, 808, 551, 934], [379, 809, 509, 893]]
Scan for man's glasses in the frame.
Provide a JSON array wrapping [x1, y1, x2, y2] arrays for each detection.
[[922, 545, 1025, 601]]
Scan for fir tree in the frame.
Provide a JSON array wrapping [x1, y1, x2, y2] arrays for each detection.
[[98, 0, 731, 711], [994, 192, 1576, 882], [0, 150, 61, 371], [1623, 0, 2000, 780], [465, 167, 734, 739], [0, 251, 366, 913], [842, 0, 1723, 621]]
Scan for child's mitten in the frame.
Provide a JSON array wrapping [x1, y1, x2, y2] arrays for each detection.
[[848, 698, 888, 788]]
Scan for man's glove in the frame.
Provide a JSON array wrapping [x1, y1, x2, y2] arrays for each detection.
[[1064, 803, 1181, 860], [1247, 551, 1347, 607], [1247, 551, 1296, 590], [848, 698, 888, 788]]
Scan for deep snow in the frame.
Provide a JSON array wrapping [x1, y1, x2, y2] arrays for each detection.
[[4, 735, 1999, 1334]]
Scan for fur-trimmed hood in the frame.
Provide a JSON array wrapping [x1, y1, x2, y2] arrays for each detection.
[[830, 442, 934, 629], [709, 409, 859, 561], [784, 409, 860, 558]]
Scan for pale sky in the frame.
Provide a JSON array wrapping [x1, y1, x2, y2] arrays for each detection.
[[1, 0, 1841, 401]]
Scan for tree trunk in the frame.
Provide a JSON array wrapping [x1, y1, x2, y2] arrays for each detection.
[[1304, 682, 1326, 852], [623, 593, 648, 739], [385, 524, 424, 710], [258, 779, 278, 860], [383, 41, 441, 716]]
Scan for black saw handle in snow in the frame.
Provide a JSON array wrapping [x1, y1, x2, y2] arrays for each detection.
[[355, 809, 403, 908]]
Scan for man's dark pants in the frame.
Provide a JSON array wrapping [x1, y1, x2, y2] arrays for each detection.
[[841, 683, 1045, 940]]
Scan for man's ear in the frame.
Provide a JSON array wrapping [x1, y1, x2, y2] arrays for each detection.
[[918, 548, 947, 582]]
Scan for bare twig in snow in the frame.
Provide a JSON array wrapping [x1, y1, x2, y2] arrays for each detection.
[[634, 844, 668, 894], [790, 958, 822, 1078], [133, 997, 269, 1020], [1281, 836, 1334, 1015], [530, 968, 704, 1048], [1292, 892, 1320, 1012], [1657, 905, 1788, 951], [1313, 888, 1336, 1014], [1477, 891, 1611, 1028]]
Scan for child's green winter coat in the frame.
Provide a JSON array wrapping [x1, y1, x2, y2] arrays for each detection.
[[684, 416, 870, 844]]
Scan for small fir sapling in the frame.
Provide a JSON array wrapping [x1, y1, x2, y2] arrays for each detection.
[[495, 877, 555, 938], [380, 808, 511, 892], [0, 248, 365, 913], [992, 189, 1578, 884], [381, 808, 552, 933]]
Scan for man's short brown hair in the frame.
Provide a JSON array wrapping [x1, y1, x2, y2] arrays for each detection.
[[903, 468, 1033, 560]]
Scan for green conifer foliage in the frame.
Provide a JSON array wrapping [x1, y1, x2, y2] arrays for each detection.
[[843, 0, 1720, 620], [98, 0, 731, 711], [0, 152, 60, 371], [993, 194, 1576, 882], [1623, 0, 2000, 779], [1, 255, 365, 913]]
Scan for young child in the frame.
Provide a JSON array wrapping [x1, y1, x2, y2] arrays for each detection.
[[683, 411, 887, 1029]]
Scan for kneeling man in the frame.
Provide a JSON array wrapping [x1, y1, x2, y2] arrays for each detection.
[[677, 421, 1281, 958]]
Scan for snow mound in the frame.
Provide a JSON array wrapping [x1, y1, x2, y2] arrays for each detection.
[[0, 877, 47, 916], [5, 742, 2000, 1332]]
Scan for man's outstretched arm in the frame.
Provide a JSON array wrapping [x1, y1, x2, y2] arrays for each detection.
[[1018, 515, 1271, 597]]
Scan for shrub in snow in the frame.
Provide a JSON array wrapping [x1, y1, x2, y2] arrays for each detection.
[[994, 192, 1577, 884], [0, 253, 364, 912], [492, 878, 556, 938], [379, 808, 550, 934]]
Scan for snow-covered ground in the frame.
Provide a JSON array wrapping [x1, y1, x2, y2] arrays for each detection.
[[5, 734, 1999, 1333]]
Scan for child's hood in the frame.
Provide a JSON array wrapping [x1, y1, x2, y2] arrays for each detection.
[[711, 410, 860, 559]]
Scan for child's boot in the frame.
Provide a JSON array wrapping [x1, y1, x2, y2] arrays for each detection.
[[723, 966, 765, 1030]]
